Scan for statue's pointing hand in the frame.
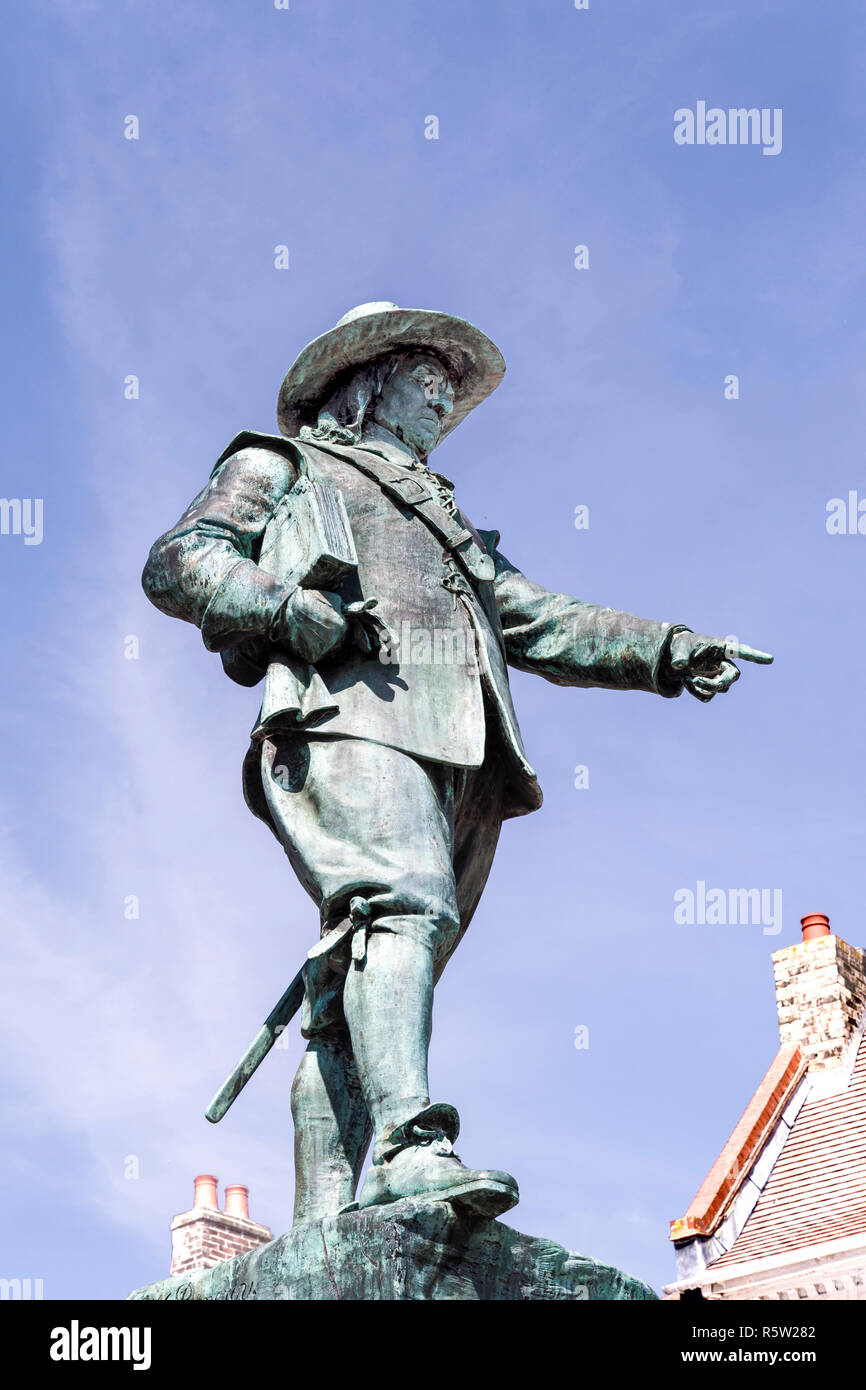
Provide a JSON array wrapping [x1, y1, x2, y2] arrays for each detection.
[[666, 630, 773, 703]]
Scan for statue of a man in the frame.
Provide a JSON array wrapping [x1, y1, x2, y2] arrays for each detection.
[[143, 302, 770, 1224]]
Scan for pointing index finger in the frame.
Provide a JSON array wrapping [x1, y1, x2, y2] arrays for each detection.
[[732, 643, 773, 665]]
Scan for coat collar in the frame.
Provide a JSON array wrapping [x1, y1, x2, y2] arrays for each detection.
[[358, 424, 456, 493]]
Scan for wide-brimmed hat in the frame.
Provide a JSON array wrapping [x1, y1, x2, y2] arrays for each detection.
[[276, 301, 506, 441]]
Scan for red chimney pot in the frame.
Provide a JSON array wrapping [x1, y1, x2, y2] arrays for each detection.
[[800, 913, 830, 942], [193, 1174, 219, 1210], [224, 1184, 250, 1220]]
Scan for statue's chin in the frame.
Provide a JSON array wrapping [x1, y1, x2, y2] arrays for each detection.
[[411, 428, 439, 456]]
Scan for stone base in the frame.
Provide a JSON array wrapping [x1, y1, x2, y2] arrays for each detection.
[[128, 1198, 657, 1301]]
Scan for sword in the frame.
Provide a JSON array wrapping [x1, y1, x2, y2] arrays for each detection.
[[205, 965, 306, 1123]]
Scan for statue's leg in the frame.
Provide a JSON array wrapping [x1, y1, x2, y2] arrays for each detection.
[[435, 745, 507, 985], [344, 916, 519, 1216], [261, 732, 516, 1216], [337, 748, 520, 1213], [290, 1033, 372, 1225], [342, 930, 434, 1149]]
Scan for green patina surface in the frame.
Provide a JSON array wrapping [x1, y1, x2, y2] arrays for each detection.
[[128, 1200, 657, 1302], [141, 302, 772, 1251]]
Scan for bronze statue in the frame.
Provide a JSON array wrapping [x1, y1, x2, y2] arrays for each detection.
[[142, 302, 771, 1224]]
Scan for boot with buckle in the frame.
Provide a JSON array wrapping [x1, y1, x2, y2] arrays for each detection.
[[357, 1102, 519, 1218]]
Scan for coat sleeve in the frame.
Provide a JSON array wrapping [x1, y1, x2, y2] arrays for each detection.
[[485, 538, 688, 696], [141, 445, 298, 652]]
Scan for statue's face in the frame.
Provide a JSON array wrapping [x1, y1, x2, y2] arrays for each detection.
[[372, 353, 455, 456]]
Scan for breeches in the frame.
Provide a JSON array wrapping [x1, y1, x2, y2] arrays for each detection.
[[260, 733, 506, 1037]]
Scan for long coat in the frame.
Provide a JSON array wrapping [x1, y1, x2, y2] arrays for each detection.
[[142, 429, 684, 831]]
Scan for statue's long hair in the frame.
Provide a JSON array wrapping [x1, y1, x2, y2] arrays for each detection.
[[300, 355, 403, 446]]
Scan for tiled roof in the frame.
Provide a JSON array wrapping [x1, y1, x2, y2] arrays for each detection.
[[710, 1032, 866, 1268], [670, 1046, 806, 1241]]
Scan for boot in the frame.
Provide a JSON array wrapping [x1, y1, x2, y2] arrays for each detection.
[[291, 1037, 372, 1224], [357, 1102, 519, 1218], [343, 927, 518, 1218]]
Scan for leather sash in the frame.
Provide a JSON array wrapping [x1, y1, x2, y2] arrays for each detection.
[[304, 441, 496, 585]]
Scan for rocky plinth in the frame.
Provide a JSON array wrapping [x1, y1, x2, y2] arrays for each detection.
[[128, 1198, 657, 1301]]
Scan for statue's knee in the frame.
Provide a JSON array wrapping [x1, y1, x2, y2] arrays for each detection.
[[369, 907, 460, 962]]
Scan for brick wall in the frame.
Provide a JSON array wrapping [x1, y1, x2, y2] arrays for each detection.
[[773, 930, 866, 1071]]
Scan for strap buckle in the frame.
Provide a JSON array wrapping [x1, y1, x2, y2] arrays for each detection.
[[382, 474, 432, 506], [445, 527, 473, 550]]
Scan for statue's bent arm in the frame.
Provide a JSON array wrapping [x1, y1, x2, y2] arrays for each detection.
[[141, 445, 298, 649]]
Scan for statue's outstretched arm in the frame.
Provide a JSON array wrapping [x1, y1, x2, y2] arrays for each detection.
[[490, 546, 771, 702]]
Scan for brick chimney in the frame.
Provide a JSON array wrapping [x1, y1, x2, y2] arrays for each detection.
[[772, 914, 866, 1071], [169, 1176, 273, 1277]]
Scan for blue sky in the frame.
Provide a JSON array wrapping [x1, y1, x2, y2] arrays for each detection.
[[2, 0, 865, 1298]]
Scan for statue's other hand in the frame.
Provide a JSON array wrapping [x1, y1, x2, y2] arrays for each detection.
[[281, 588, 349, 665], [666, 630, 773, 703]]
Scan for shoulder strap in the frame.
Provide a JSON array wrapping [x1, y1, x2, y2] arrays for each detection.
[[308, 441, 495, 584]]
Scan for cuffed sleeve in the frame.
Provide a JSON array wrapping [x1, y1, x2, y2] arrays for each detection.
[[141, 445, 298, 646]]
